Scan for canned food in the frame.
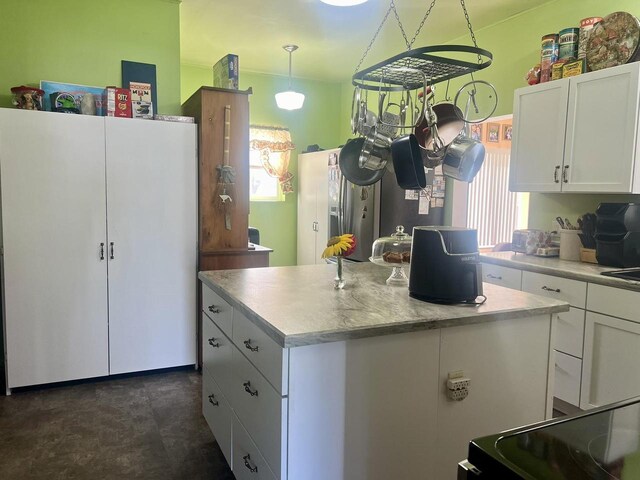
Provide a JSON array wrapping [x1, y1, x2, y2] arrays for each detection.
[[540, 33, 559, 83], [578, 17, 602, 60], [551, 60, 566, 81], [559, 27, 580, 60]]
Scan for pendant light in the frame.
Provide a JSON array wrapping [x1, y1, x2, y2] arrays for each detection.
[[275, 45, 305, 111], [320, 0, 368, 5]]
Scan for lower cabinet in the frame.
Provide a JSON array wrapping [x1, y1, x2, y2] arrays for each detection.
[[201, 284, 553, 480]]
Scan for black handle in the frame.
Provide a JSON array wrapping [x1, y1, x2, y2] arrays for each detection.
[[100, 243, 105, 260], [243, 381, 258, 397], [554, 166, 560, 183], [208, 305, 220, 314], [542, 286, 561, 293], [563, 165, 569, 183], [208, 394, 219, 406], [244, 339, 259, 352], [208, 338, 220, 348], [110, 242, 115, 260], [243, 454, 258, 473], [486, 274, 502, 280]]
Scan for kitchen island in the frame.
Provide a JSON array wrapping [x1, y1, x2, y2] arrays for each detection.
[[198, 262, 568, 480]]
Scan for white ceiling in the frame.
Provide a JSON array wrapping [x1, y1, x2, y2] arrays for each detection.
[[180, 0, 554, 82]]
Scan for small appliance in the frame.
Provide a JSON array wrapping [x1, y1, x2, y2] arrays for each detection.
[[594, 202, 640, 267], [409, 227, 483, 304]]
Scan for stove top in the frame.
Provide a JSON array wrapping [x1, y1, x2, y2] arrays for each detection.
[[463, 397, 640, 479]]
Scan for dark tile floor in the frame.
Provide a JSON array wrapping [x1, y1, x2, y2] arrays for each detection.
[[0, 368, 234, 480]]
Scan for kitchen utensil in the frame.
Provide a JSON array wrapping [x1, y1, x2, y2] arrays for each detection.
[[390, 134, 426, 190], [442, 95, 485, 182], [414, 102, 464, 155], [564, 218, 575, 229], [359, 127, 392, 171], [376, 67, 427, 133], [559, 228, 582, 261], [339, 137, 386, 186], [369, 225, 412, 286], [453, 80, 498, 123], [216, 105, 236, 230], [555, 216, 566, 229]]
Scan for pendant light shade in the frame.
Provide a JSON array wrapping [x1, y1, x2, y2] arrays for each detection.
[[321, 0, 368, 5], [276, 45, 305, 110]]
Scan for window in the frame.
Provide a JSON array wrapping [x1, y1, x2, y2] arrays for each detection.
[[249, 126, 295, 202]]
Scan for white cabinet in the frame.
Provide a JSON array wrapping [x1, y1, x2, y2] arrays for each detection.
[[510, 62, 640, 193], [481, 263, 522, 290], [0, 109, 197, 389], [296, 150, 333, 265]]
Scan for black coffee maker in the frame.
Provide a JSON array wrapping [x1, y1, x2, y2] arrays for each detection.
[[409, 227, 483, 304]]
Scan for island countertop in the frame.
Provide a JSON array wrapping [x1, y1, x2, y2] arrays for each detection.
[[199, 262, 569, 348]]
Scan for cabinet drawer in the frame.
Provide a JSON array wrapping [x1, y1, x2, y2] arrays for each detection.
[[202, 371, 233, 468], [587, 284, 640, 323], [481, 263, 522, 290], [202, 284, 232, 337], [232, 414, 278, 480], [555, 307, 585, 358], [522, 271, 586, 308], [554, 351, 582, 407], [231, 347, 287, 480], [233, 309, 289, 395], [202, 316, 233, 396]]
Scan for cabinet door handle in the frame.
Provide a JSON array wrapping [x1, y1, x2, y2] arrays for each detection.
[[541, 285, 561, 293], [244, 339, 259, 352], [243, 381, 259, 397], [99, 243, 105, 260], [208, 394, 219, 406], [208, 305, 220, 314], [208, 337, 220, 348], [109, 242, 115, 260], [562, 165, 569, 183], [243, 454, 258, 473], [553, 166, 560, 183], [486, 274, 502, 280]]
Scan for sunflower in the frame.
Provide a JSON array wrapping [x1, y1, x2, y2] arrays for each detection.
[[321, 234, 357, 258]]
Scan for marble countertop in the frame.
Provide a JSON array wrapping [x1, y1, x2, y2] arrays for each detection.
[[481, 252, 640, 292], [199, 262, 568, 348]]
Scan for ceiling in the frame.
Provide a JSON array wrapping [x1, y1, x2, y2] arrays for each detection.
[[180, 0, 554, 83]]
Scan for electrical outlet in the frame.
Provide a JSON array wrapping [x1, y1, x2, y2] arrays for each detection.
[[447, 371, 471, 401]]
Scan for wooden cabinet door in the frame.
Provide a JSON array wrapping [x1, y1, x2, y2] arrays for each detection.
[[581, 312, 640, 409], [0, 110, 109, 388], [105, 117, 197, 374], [563, 63, 640, 193], [509, 79, 569, 192]]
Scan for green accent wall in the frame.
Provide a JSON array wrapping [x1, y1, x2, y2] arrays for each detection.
[[181, 65, 343, 266], [0, 0, 182, 114]]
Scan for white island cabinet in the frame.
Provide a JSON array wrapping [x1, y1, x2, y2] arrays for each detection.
[[199, 262, 568, 480]]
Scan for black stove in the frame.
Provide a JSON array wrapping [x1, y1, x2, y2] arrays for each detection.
[[459, 396, 640, 479]]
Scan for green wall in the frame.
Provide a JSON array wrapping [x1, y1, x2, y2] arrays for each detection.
[[181, 65, 343, 266], [0, 0, 182, 115]]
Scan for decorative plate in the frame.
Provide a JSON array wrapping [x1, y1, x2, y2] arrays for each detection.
[[586, 11, 640, 71]]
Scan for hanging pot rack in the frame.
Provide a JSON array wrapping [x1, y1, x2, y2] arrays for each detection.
[[351, 0, 493, 92]]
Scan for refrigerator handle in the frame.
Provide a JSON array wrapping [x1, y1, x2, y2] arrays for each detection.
[[338, 174, 346, 236]]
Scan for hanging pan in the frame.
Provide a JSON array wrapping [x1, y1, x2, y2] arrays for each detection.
[[339, 138, 386, 186]]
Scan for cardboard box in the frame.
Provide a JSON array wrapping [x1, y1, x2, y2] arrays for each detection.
[[213, 54, 239, 90], [104, 87, 131, 118], [132, 100, 153, 119]]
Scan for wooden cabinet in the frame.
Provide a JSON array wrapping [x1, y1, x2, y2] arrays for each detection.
[[510, 62, 640, 193], [0, 109, 197, 390], [201, 282, 553, 480], [297, 150, 333, 265]]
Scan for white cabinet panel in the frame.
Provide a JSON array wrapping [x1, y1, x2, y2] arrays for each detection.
[[106, 118, 197, 374], [481, 263, 522, 290], [587, 283, 640, 323], [510, 79, 569, 192], [555, 307, 585, 358], [554, 350, 582, 406], [202, 315, 234, 396], [0, 110, 109, 388], [202, 284, 233, 338], [232, 414, 278, 480], [521, 271, 587, 308], [581, 312, 640, 409], [202, 370, 233, 467]]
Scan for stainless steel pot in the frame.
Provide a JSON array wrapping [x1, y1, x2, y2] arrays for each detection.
[[442, 134, 485, 182], [359, 127, 392, 171]]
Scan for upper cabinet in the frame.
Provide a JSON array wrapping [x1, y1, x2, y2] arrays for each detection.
[[510, 62, 640, 193]]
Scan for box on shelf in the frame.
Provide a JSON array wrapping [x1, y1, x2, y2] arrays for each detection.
[[104, 87, 131, 118], [213, 54, 239, 90]]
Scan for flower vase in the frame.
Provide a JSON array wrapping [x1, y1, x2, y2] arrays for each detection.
[[334, 256, 346, 289]]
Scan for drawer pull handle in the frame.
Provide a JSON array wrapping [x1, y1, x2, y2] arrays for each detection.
[[244, 339, 259, 352], [541, 286, 561, 293], [208, 305, 220, 314], [243, 381, 259, 397], [486, 274, 502, 280], [554, 165, 560, 183], [208, 337, 220, 348], [243, 454, 258, 473], [208, 394, 219, 406]]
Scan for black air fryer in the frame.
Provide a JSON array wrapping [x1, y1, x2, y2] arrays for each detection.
[[594, 203, 640, 267], [409, 227, 483, 304]]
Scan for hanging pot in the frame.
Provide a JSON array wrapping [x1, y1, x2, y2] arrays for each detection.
[[359, 127, 392, 171], [390, 134, 427, 190], [339, 138, 386, 186], [414, 102, 465, 155], [442, 134, 485, 182]]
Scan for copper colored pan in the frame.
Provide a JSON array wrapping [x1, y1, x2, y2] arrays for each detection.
[[414, 102, 465, 152]]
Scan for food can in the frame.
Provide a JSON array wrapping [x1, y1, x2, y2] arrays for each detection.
[[586, 11, 640, 72], [559, 27, 580, 60], [540, 33, 559, 83], [578, 17, 602, 60], [562, 59, 585, 78], [551, 60, 566, 80]]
